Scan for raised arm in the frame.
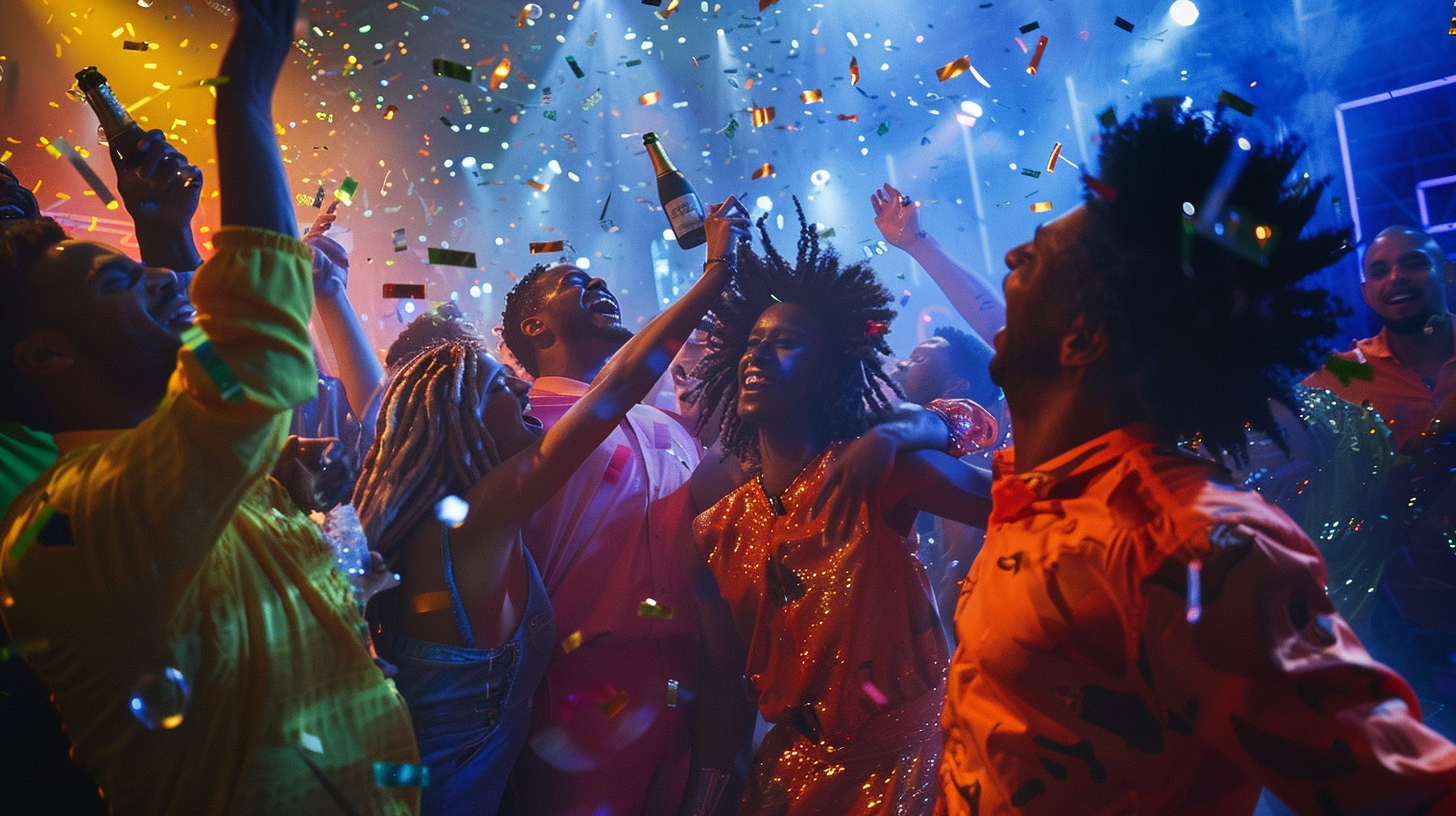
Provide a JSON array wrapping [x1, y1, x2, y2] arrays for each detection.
[[216, 0, 296, 236], [872, 183, 1005, 346], [109, 130, 204, 273], [466, 197, 751, 526], [304, 202, 385, 419]]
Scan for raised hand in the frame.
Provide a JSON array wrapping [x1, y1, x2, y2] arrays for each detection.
[[870, 182, 923, 249], [304, 201, 349, 296], [219, 0, 299, 100], [704, 195, 752, 266]]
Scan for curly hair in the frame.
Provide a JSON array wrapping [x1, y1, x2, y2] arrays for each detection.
[[689, 199, 904, 465], [0, 217, 70, 426], [385, 300, 483, 375], [932, 325, 1000, 406], [1075, 103, 1351, 461], [499, 262, 555, 377], [353, 338, 504, 565]]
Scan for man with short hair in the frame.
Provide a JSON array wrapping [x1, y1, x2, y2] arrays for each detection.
[[0, 1, 420, 812], [939, 105, 1456, 815], [893, 326, 1001, 409], [501, 262, 703, 815], [1303, 225, 1455, 449]]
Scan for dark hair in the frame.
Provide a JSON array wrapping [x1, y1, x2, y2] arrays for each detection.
[[932, 325, 1000, 406], [385, 300, 483, 373], [690, 200, 903, 465], [1078, 104, 1351, 460], [0, 217, 70, 425], [499, 262, 555, 377]]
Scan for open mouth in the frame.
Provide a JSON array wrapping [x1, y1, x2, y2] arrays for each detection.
[[588, 295, 621, 319], [742, 370, 772, 392], [164, 301, 197, 331]]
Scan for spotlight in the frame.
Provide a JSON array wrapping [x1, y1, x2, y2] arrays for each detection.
[[1169, 0, 1199, 27]]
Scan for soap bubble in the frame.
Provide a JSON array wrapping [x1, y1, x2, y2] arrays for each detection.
[[129, 667, 191, 729], [524, 3, 544, 20]]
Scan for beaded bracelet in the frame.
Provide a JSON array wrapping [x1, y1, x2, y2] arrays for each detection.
[[705, 255, 736, 269]]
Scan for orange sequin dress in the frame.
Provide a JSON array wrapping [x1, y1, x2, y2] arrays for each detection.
[[694, 442, 947, 815]]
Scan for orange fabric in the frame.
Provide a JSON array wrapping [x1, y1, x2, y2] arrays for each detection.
[[1302, 325, 1456, 448], [937, 422, 1450, 810], [695, 442, 946, 815], [940, 425, 1456, 816]]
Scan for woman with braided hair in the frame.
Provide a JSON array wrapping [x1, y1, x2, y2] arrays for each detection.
[[686, 202, 997, 815], [352, 198, 751, 815]]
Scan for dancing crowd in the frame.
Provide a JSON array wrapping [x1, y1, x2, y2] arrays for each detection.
[[2, 1, 1455, 814]]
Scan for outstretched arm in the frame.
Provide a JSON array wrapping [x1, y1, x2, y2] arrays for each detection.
[[304, 202, 384, 419], [872, 183, 1004, 346], [215, 0, 296, 235]]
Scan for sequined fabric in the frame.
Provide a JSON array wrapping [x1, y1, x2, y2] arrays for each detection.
[[694, 442, 947, 815]]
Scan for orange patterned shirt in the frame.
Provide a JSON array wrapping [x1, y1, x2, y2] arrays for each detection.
[[940, 425, 1456, 816]]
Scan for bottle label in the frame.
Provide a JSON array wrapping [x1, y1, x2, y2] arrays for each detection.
[[665, 193, 705, 236]]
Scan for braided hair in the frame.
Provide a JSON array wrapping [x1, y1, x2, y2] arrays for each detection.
[[690, 199, 904, 466], [1075, 103, 1351, 461], [352, 338, 505, 565]]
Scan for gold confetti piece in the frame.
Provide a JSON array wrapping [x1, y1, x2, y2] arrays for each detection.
[[799, 89, 823, 104], [751, 163, 775, 180], [561, 630, 583, 653], [516, 5, 532, 26], [525, 179, 550, 192], [1026, 35, 1048, 75], [638, 91, 660, 106], [122, 40, 152, 51], [383, 105, 398, 120], [1046, 142, 1063, 174], [849, 57, 859, 85], [666, 679, 679, 707], [837, 114, 859, 122], [603, 689, 628, 717], [937, 55, 970, 82], [638, 598, 675, 619], [490, 57, 511, 91], [530, 240, 565, 253], [411, 591, 451, 613], [751, 106, 775, 127], [659, 0, 682, 19], [1030, 201, 1053, 213]]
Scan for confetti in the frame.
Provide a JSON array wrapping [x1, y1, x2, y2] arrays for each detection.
[[625, 59, 642, 67], [666, 679, 679, 707], [849, 57, 859, 85], [861, 680, 889, 707], [1186, 558, 1202, 623], [300, 732, 324, 754], [1026, 35, 1049, 75], [837, 114, 859, 122], [432, 58, 472, 83], [723, 117, 740, 137], [1114, 16, 1136, 32], [1322, 355, 1375, 387], [516, 4, 533, 26], [1019, 21, 1040, 33], [530, 240, 565, 253], [638, 91, 661, 106], [799, 89, 822, 104], [566, 56, 584, 78], [876, 121, 889, 136], [561, 630, 584, 653], [525, 179, 550, 192], [383, 283, 428, 299], [603, 689, 629, 717], [457, 94, 472, 115], [489, 57, 512, 91], [383, 105, 397, 120], [1046, 142, 1063, 174], [581, 88, 603, 111], [122, 40, 152, 51], [749, 106, 776, 127], [1218, 90, 1256, 116], [865, 319, 890, 337], [435, 494, 469, 526], [391, 228, 408, 251], [638, 598, 675, 619], [1097, 105, 1117, 128], [334, 176, 359, 206], [427, 248, 477, 267], [1030, 201, 1053, 213], [181, 324, 244, 402], [936, 55, 970, 82], [374, 762, 430, 788], [751, 163, 775, 180], [1020, 168, 1042, 178], [758, 0, 779, 9]]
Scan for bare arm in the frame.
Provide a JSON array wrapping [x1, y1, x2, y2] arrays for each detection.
[[872, 183, 1004, 346], [304, 203, 384, 418]]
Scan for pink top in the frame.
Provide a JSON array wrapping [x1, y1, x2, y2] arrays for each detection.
[[521, 377, 703, 650]]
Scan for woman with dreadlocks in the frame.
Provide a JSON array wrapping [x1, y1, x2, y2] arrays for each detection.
[[686, 203, 998, 816], [352, 199, 751, 815]]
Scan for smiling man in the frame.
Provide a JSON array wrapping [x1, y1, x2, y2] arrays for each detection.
[[500, 262, 706, 814], [1303, 226, 1455, 449]]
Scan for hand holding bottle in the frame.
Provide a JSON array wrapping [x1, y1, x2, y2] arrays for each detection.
[[703, 195, 752, 270]]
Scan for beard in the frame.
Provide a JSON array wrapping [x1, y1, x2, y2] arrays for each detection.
[[1385, 311, 1439, 335]]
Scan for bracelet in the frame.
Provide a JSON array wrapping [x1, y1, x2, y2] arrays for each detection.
[[705, 255, 736, 269], [926, 398, 998, 458]]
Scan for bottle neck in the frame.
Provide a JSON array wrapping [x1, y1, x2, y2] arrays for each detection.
[[645, 140, 678, 177], [81, 83, 138, 142]]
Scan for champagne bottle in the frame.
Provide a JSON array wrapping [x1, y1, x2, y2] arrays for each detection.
[[74, 67, 146, 161], [643, 132, 706, 250]]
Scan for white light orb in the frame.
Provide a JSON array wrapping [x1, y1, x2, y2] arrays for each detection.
[[1169, 0, 1199, 27]]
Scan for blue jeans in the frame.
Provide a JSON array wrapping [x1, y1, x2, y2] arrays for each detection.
[[381, 547, 554, 816]]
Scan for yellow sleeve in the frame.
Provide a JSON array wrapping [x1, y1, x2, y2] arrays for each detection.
[[4, 228, 316, 582]]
